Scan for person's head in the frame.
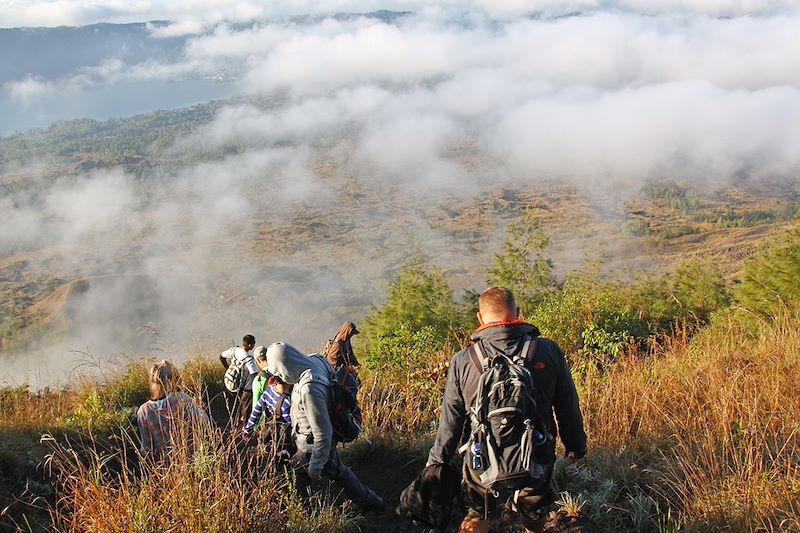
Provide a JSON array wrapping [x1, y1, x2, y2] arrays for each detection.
[[254, 345, 268, 371], [271, 375, 293, 394], [149, 360, 179, 400], [242, 334, 256, 351], [477, 287, 520, 325], [266, 342, 311, 385]]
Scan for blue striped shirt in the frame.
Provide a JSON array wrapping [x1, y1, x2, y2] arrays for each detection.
[[243, 385, 291, 435]]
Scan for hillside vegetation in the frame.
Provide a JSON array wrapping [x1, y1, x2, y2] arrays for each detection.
[[1, 216, 798, 532]]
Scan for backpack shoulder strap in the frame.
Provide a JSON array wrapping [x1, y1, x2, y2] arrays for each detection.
[[274, 392, 288, 423], [524, 335, 538, 363], [468, 342, 490, 373], [512, 336, 536, 365]]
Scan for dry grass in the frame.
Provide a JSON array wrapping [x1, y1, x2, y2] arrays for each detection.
[[581, 310, 800, 531], [3, 313, 799, 532], [43, 415, 361, 533]]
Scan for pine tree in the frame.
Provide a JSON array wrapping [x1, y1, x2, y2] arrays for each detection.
[[735, 221, 800, 317], [360, 253, 459, 368], [488, 212, 558, 317]]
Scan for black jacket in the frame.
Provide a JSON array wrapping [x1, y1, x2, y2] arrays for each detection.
[[426, 322, 587, 466]]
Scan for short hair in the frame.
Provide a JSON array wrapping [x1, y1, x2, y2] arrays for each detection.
[[479, 287, 516, 316], [243, 334, 256, 345], [150, 360, 178, 399]]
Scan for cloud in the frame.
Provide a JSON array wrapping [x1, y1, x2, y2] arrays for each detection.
[[486, 81, 800, 188], [4, 75, 55, 105], [183, 11, 800, 190], [0, 170, 139, 253], [146, 19, 207, 37], [2, 0, 800, 28]]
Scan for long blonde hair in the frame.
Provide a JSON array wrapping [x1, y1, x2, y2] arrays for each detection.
[[150, 360, 179, 400]]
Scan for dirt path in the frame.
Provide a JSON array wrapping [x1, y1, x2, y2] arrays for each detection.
[[343, 444, 596, 533], [344, 444, 431, 532]]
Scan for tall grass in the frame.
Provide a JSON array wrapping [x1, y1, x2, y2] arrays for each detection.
[[580, 310, 800, 531], [44, 398, 360, 532], [3, 314, 799, 532]]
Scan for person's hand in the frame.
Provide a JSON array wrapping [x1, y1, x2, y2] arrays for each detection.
[[308, 468, 322, 481]]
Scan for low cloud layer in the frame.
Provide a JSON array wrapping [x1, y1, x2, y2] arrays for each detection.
[[2, 4, 800, 385]]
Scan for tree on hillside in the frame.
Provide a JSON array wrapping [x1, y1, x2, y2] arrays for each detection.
[[671, 261, 730, 322], [735, 220, 800, 317], [360, 254, 460, 369], [488, 212, 558, 316], [627, 260, 730, 333]]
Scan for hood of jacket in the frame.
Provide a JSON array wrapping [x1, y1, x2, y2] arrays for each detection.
[[267, 342, 332, 386], [470, 321, 541, 359]]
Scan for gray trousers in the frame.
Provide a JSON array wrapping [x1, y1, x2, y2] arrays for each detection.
[[292, 448, 376, 506]]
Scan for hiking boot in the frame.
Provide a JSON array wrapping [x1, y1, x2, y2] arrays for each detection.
[[361, 493, 386, 514]]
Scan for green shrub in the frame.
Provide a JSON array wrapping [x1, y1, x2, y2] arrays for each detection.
[[368, 323, 445, 369], [105, 363, 150, 409], [623, 218, 651, 237], [645, 183, 704, 214], [533, 273, 647, 359], [360, 254, 461, 369], [693, 205, 798, 228], [627, 260, 730, 333], [651, 224, 700, 241], [488, 212, 559, 315]]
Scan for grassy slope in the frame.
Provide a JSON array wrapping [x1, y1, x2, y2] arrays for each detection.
[[1, 309, 798, 532]]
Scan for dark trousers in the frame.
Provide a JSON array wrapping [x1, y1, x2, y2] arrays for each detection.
[[292, 448, 376, 507], [225, 390, 252, 428]]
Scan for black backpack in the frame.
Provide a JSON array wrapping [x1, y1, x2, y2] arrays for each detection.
[[329, 366, 363, 443], [462, 336, 552, 492]]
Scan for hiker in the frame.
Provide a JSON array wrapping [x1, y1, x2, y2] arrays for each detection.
[[425, 287, 587, 533], [242, 374, 294, 457], [250, 345, 269, 413], [137, 360, 209, 459], [220, 334, 259, 424], [325, 321, 363, 422], [325, 321, 361, 371], [266, 342, 385, 513]]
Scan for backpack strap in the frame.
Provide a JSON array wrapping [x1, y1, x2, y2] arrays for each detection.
[[468, 342, 490, 373], [513, 336, 537, 366], [274, 392, 288, 423]]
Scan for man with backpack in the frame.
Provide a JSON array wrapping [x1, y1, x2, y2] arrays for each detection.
[[265, 342, 385, 513], [220, 334, 259, 425], [426, 287, 587, 533]]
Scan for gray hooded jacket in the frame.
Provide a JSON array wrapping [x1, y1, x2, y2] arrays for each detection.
[[266, 342, 334, 476]]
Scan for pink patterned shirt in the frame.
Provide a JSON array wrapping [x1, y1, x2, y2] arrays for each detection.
[[137, 391, 208, 457]]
